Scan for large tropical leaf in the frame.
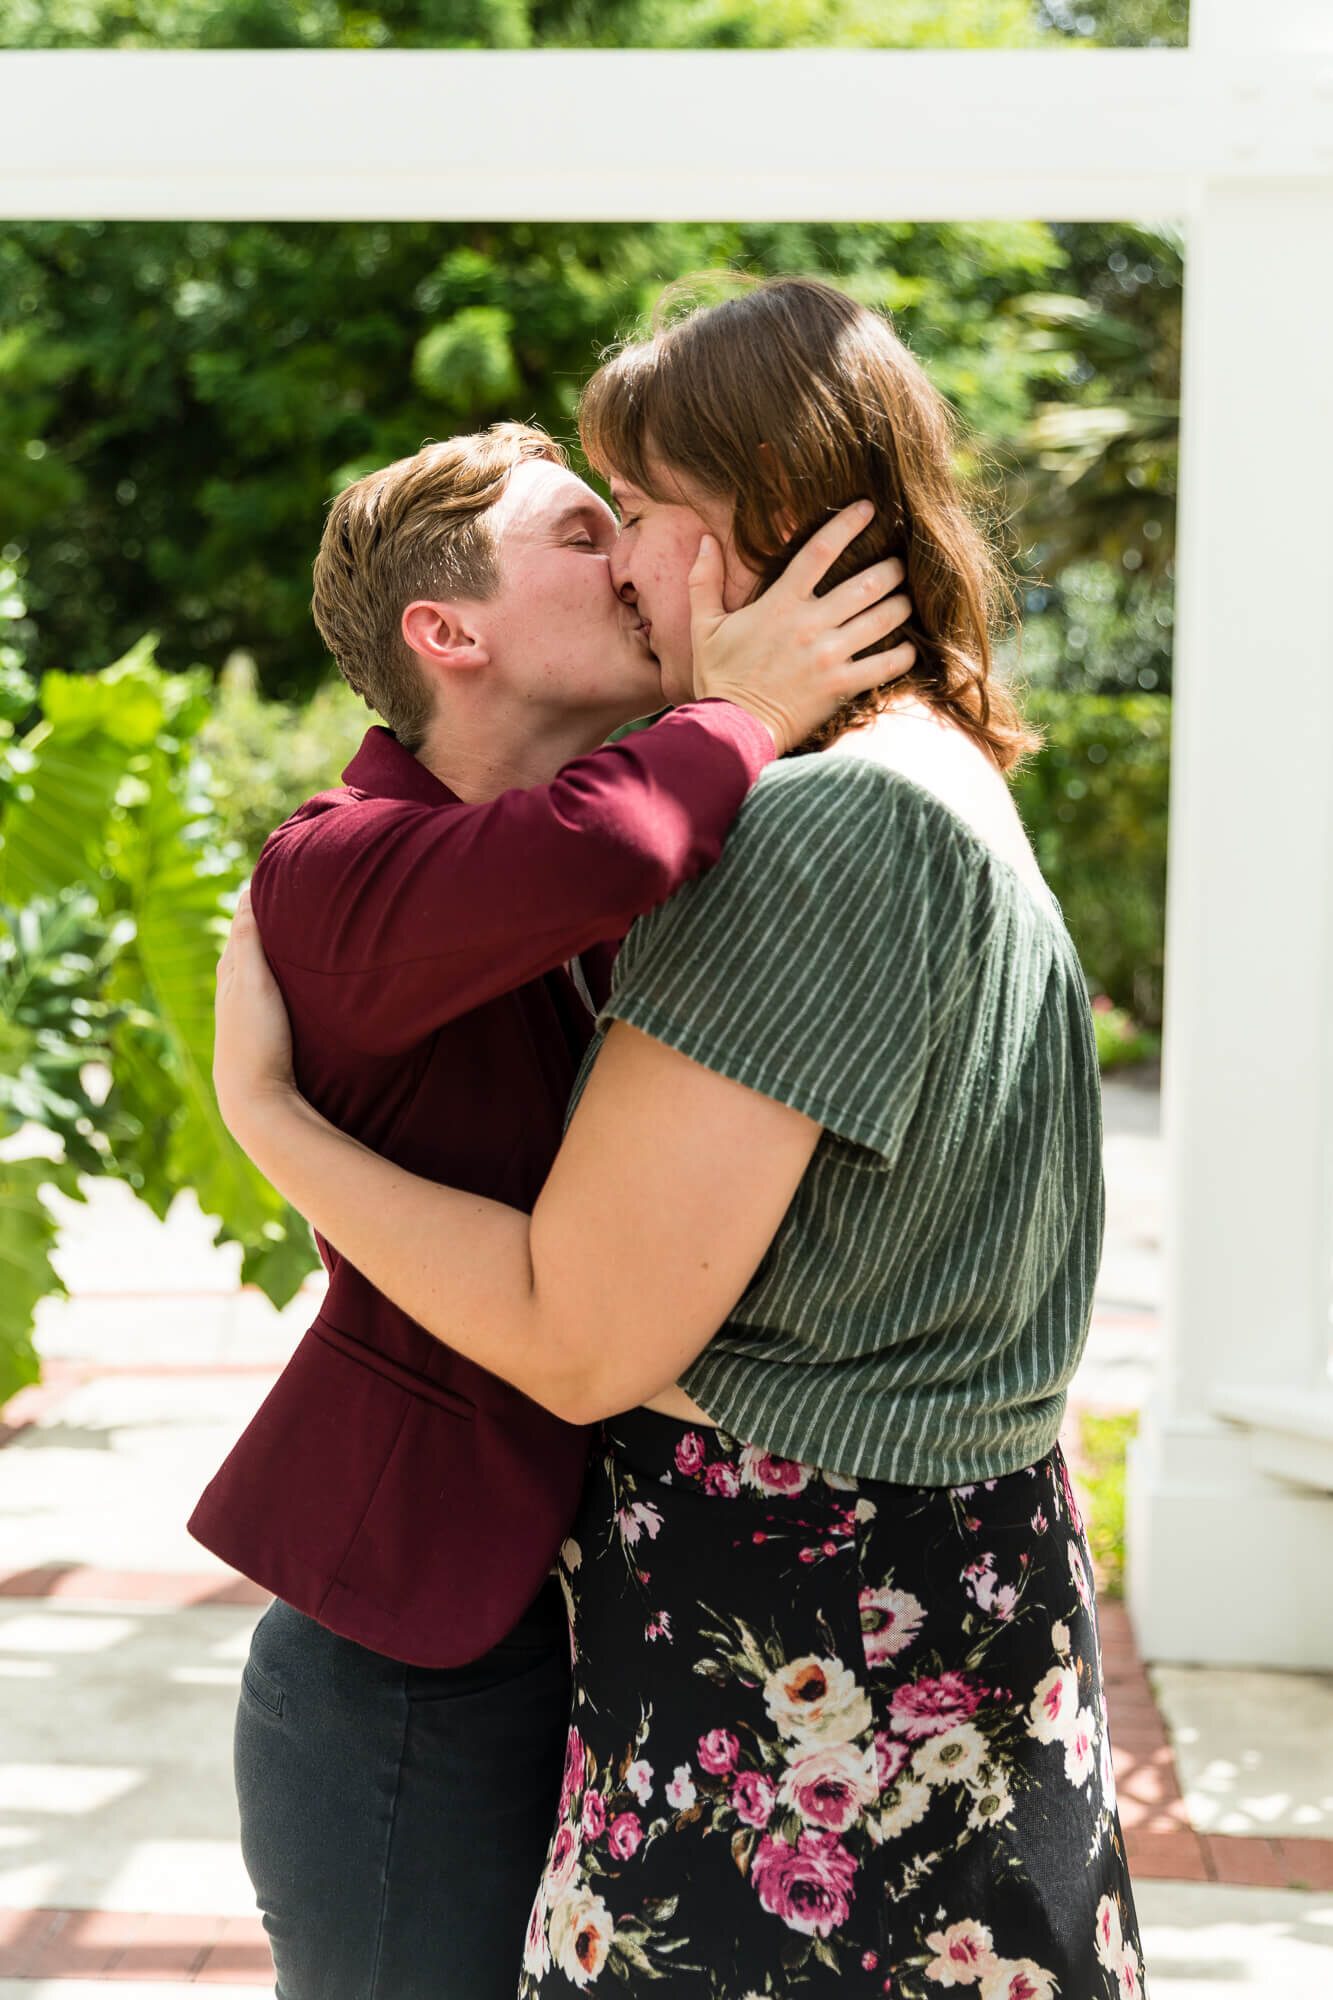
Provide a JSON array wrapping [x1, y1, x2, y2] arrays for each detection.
[[107, 748, 316, 1307], [0, 1152, 81, 1407]]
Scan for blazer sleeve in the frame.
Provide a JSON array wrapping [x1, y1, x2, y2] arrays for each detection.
[[250, 700, 773, 1055]]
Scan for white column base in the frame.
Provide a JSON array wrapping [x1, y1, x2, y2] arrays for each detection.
[[1126, 1415, 1333, 1669]]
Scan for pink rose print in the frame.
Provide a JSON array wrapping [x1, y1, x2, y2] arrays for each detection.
[[750, 1829, 857, 1939], [703, 1462, 741, 1498], [617, 1501, 663, 1546], [1058, 1453, 1084, 1533], [645, 1612, 673, 1643], [924, 1917, 996, 1986], [888, 1671, 982, 1740], [666, 1763, 697, 1810], [580, 1789, 607, 1840], [978, 1960, 1056, 2000], [739, 1442, 811, 1496], [559, 1727, 585, 1816], [962, 1556, 1020, 1621], [731, 1769, 777, 1828], [777, 1743, 877, 1834], [698, 1729, 740, 1776], [625, 1759, 653, 1805], [607, 1811, 643, 1861], [547, 1821, 580, 1899], [859, 1583, 926, 1665], [674, 1431, 707, 1476], [1068, 1542, 1092, 1609], [1063, 1707, 1096, 1787], [874, 1730, 910, 1790]]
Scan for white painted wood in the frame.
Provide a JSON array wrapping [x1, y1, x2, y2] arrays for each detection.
[[0, 0, 1329, 1666], [1127, 0, 1333, 1669], [0, 47, 1329, 221]]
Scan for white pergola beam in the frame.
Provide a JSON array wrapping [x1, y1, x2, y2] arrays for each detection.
[[1, 48, 1330, 222]]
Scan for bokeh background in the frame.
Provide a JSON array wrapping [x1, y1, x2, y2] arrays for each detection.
[[0, 0, 1182, 1400]]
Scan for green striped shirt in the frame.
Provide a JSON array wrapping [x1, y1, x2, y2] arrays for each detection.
[[574, 754, 1104, 1487]]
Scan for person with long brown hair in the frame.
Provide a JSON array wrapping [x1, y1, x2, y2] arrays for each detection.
[[212, 277, 1144, 1997]]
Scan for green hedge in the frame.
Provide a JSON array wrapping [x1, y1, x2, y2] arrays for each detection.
[[1012, 690, 1170, 1028]]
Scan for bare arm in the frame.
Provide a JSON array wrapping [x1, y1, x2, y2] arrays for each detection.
[[215, 902, 819, 1424]]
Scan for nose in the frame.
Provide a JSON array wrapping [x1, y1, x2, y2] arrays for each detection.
[[609, 537, 637, 603]]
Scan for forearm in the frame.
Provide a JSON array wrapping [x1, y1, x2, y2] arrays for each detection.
[[234, 1088, 594, 1418]]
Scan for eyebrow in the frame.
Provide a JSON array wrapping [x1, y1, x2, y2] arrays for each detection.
[[549, 499, 608, 534]]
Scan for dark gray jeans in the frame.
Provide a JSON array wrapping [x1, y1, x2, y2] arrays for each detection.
[[234, 1582, 570, 1999]]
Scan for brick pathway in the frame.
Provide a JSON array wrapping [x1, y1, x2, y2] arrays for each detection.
[[2, 1311, 1329, 1986]]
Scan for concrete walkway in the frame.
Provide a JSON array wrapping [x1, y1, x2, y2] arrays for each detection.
[[0, 1078, 1330, 1994]]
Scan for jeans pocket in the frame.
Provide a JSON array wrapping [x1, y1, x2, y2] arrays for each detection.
[[241, 1656, 285, 1719]]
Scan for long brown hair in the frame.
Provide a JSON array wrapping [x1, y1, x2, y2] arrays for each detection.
[[579, 276, 1035, 768]]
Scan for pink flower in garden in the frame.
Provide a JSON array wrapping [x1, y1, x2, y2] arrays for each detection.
[[750, 1829, 857, 1938], [703, 1461, 741, 1498], [674, 1431, 707, 1476], [731, 1769, 777, 1828], [580, 1790, 607, 1840], [923, 1918, 996, 1987], [739, 1443, 811, 1496], [859, 1584, 926, 1665], [625, 1759, 653, 1805], [777, 1743, 878, 1833], [607, 1811, 643, 1861], [698, 1729, 740, 1776], [874, 1730, 910, 1790], [559, 1727, 585, 1816], [888, 1672, 982, 1741]]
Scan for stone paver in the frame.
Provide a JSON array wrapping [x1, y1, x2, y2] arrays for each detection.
[[1152, 1665, 1333, 1839], [2, 1077, 1330, 1992], [1134, 1882, 1333, 1996]]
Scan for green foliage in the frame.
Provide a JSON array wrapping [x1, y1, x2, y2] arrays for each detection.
[[197, 655, 368, 863], [1012, 690, 1170, 1027], [0, 641, 319, 1404], [0, 0, 1067, 50], [0, 217, 1071, 700], [1090, 998, 1159, 1072], [1077, 1408, 1139, 1601]]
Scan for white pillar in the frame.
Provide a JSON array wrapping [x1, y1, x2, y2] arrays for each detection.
[[1127, 0, 1333, 1668]]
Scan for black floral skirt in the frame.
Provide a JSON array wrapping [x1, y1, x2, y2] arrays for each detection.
[[519, 1409, 1145, 2000]]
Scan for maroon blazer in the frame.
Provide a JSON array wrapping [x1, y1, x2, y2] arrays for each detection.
[[188, 704, 772, 1666]]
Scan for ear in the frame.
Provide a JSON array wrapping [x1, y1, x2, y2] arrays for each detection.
[[401, 599, 491, 674]]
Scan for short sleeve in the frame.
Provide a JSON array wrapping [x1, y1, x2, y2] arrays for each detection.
[[599, 758, 979, 1163]]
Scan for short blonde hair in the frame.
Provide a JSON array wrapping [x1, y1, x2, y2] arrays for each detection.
[[312, 423, 565, 751]]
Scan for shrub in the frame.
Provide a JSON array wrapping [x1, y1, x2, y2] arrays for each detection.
[[1011, 690, 1169, 1028]]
